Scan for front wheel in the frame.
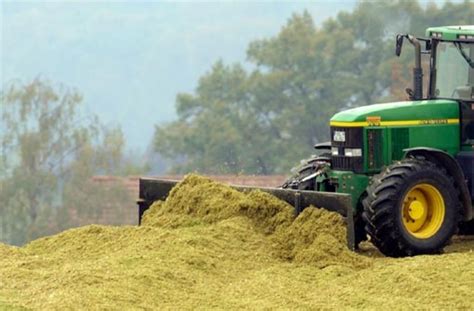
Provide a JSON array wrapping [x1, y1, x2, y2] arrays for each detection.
[[281, 154, 330, 190], [362, 159, 460, 257], [281, 163, 318, 190]]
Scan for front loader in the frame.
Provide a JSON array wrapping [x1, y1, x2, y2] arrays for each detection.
[[138, 25, 474, 257]]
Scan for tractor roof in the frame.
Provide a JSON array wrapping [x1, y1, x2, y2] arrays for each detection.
[[426, 25, 474, 40]]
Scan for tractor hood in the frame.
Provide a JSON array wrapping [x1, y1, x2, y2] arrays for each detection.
[[330, 99, 459, 126]]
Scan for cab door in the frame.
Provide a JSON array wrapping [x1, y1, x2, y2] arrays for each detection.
[[461, 101, 474, 144], [458, 101, 474, 201]]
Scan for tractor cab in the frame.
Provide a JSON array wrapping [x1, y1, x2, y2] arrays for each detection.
[[426, 26, 474, 147], [396, 27, 474, 147], [429, 31, 474, 101]]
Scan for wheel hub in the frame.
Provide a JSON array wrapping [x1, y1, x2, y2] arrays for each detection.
[[402, 183, 445, 239], [408, 200, 425, 220]]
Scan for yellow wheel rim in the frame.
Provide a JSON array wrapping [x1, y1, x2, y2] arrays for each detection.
[[401, 183, 445, 239]]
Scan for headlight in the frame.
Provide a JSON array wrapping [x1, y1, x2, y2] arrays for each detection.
[[344, 148, 362, 157], [331, 147, 339, 156]]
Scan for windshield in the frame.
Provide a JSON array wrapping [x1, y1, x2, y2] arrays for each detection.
[[435, 41, 474, 100]]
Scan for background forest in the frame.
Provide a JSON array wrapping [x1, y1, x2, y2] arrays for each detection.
[[1, 0, 473, 245]]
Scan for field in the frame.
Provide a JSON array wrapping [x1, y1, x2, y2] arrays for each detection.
[[1, 175, 473, 310]]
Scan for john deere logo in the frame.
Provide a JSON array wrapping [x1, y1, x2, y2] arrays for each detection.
[[366, 116, 381, 126]]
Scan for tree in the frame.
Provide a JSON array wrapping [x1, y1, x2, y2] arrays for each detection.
[[155, 61, 281, 174], [0, 79, 98, 244]]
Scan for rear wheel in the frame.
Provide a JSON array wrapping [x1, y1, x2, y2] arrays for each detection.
[[363, 159, 460, 257]]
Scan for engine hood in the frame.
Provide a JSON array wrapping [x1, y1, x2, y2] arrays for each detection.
[[330, 99, 459, 126]]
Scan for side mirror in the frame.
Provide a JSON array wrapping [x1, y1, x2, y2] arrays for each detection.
[[395, 34, 404, 57]]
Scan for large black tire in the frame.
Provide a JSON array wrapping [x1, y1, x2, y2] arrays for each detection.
[[362, 158, 461, 257]]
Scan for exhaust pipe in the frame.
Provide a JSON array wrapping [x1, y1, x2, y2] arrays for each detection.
[[406, 35, 423, 100], [395, 34, 423, 100]]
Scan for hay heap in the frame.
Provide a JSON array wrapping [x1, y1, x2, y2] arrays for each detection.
[[0, 174, 473, 310]]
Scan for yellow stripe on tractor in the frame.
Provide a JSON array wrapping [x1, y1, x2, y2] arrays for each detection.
[[330, 118, 459, 127]]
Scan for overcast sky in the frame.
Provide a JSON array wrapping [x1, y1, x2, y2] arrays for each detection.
[[0, 0, 460, 151]]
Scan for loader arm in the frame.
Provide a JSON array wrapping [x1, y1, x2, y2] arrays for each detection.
[[137, 177, 356, 250]]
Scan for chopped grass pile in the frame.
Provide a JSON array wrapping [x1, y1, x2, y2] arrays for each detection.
[[0, 243, 20, 257], [0, 174, 473, 310]]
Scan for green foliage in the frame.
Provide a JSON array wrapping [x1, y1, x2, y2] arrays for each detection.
[[154, 0, 474, 174], [0, 79, 147, 245], [155, 61, 282, 174]]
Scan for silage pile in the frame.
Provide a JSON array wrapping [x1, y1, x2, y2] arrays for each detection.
[[0, 175, 473, 310]]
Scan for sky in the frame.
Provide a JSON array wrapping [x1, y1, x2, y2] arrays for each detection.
[[0, 0, 461, 151]]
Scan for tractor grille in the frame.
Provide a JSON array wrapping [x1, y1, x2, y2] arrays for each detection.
[[330, 127, 363, 173], [332, 156, 364, 172], [391, 128, 409, 161], [367, 129, 384, 170]]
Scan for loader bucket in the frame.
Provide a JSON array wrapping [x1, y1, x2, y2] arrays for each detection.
[[137, 178, 355, 251]]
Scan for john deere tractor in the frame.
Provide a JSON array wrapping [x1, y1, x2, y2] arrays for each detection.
[[282, 25, 474, 257], [138, 26, 473, 257]]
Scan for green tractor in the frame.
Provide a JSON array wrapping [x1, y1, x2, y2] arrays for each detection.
[[283, 25, 474, 257], [138, 25, 473, 257]]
